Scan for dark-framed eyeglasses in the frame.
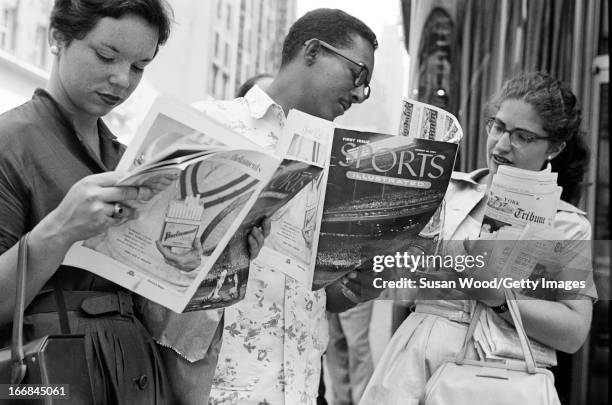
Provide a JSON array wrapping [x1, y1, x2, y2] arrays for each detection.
[[485, 117, 554, 149], [304, 38, 371, 99]]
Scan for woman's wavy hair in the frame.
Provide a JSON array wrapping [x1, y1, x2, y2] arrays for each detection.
[[50, 0, 173, 52], [486, 71, 589, 205]]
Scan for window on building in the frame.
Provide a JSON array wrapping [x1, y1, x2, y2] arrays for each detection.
[[224, 43, 229, 66], [0, 6, 16, 51], [237, 0, 245, 50], [222, 73, 229, 99], [267, 17, 272, 39], [33, 24, 48, 68], [226, 4, 232, 29], [214, 33, 220, 57], [216, 0, 222, 18], [235, 50, 243, 81], [211, 63, 219, 96]]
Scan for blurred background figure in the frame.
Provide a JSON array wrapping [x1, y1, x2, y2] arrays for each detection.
[[235, 73, 274, 97], [326, 301, 374, 405]]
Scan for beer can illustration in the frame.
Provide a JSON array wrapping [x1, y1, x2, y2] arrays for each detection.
[[160, 198, 204, 249]]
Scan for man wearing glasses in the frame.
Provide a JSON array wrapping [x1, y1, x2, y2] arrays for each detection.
[[273, 32, 374, 122], [147, 8, 381, 405]]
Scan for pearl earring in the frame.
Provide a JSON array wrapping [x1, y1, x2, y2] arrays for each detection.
[[545, 155, 553, 170], [50, 45, 59, 55]]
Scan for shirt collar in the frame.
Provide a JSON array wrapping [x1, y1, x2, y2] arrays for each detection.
[[557, 200, 586, 215], [243, 85, 285, 120], [33, 88, 74, 133], [33, 88, 119, 142], [450, 168, 489, 185], [33, 88, 122, 170]]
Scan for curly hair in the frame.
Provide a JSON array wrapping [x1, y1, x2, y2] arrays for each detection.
[[50, 0, 173, 49], [280, 8, 377, 68], [487, 71, 589, 205]]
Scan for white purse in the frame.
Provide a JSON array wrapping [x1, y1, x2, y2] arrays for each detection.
[[424, 289, 560, 405]]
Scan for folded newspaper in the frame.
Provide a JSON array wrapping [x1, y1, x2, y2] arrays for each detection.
[[64, 97, 322, 312], [479, 165, 564, 281], [474, 306, 557, 367], [480, 165, 561, 236]]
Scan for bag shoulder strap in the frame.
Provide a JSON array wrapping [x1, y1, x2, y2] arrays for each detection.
[[10, 233, 74, 384], [52, 277, 72, 334], [11, 233, 29, 384], [455, 303, 483, 364], [504, 289, 537, 373], [456, 291, 538, 374], [469, 168, 489, 182]]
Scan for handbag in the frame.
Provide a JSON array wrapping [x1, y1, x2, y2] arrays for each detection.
[[424, 289, 561, 405], [0, 233, 94, 404]]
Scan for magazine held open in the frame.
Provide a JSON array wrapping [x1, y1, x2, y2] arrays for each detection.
[[64, 97, 462, 312]]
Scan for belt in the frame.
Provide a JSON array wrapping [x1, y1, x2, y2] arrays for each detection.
[[414, 301, 473, 324], [25, 290, 134, 318]]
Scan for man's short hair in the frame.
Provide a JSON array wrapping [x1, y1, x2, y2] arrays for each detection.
[[280, 8, 378, 68]]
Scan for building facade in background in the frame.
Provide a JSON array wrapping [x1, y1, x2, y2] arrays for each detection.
[[147, 0, 295, 103], [208, 0, 296, 100], [0, 0, 51, 70], [0, 0, 51, 111]]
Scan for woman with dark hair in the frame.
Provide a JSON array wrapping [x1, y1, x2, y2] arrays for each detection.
[[485, 72, 589, 206], [0, 0, 175, 403], [360, 71, 595, 405]]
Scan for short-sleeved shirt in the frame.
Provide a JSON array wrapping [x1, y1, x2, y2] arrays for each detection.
[[204, 87, 329, 405], [0, 88, 125, 291]]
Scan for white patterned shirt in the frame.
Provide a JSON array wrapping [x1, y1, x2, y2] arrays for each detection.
[[193, 86, 329, 405]]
